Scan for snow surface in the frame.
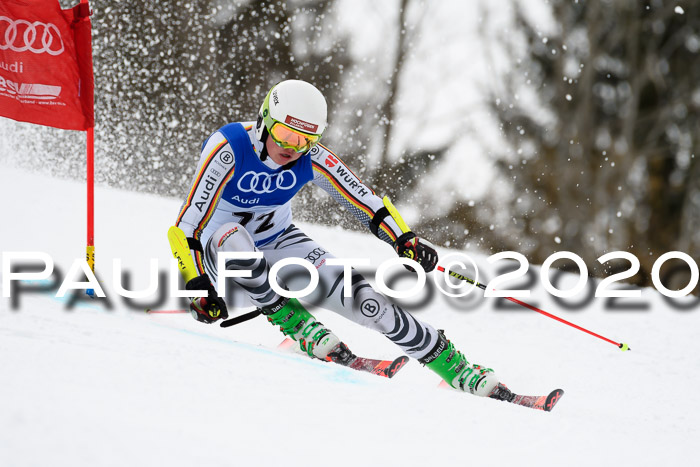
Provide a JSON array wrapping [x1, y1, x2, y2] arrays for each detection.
[[1, 166, 699, 466]]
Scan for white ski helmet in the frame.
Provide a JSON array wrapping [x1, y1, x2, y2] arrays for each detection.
[[256, 79, 328, 152]]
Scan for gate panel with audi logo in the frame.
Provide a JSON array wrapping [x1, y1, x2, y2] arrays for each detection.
[[0, 2, 93, 130]]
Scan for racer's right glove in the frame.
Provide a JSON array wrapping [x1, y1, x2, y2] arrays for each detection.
[[185, 274, 229, 324]]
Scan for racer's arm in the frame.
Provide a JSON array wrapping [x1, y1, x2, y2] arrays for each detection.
[[310, 145, 404, 246], [175, 131, 236, 276], [170, 131, 236, 323], [310, 145, 438, 271]]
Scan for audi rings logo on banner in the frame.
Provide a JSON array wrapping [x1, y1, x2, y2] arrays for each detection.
[[237, 170, 297, 194], [0, 16, 64, 56]]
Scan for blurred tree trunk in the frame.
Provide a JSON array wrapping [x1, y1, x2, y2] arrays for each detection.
[[366, 0, 453, 203], [373, 0, 409, 193]]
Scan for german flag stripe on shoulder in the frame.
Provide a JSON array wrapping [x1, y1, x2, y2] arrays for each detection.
[[175, 139, 228, 227], [193, 166, 236, 238]]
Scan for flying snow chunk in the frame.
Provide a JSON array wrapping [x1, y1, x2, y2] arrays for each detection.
[[675, 6, 684, 14]]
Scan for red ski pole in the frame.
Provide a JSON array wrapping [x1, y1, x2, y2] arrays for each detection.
[[437, 266, 630, 351], [381, 196, 630, 352]]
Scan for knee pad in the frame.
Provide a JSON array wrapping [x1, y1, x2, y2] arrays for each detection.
[[207, 223, 279, 307], [208, 222, 263, 273], [209, 223, 256, 254]]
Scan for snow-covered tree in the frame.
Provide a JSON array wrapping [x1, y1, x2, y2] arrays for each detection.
[[474, 0, 700, 286]]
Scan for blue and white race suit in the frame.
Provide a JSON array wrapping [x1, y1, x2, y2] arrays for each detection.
[[175, 121, 438, 359]]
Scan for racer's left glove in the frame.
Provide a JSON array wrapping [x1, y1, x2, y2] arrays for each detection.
[[393, 232, 438, 273]]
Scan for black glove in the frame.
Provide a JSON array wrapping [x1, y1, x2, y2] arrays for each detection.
[[393, 232, 438, 273], [185, 274, 229, 323]]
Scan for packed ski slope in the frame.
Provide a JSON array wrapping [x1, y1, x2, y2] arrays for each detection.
[[1, 167, 699, 466]]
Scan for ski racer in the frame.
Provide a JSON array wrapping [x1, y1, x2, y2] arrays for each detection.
[[172, 79, 509, 400]]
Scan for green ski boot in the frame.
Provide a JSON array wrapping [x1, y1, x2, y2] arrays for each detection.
[[261, 297, 340, 360], [419, 331, 499, 397]]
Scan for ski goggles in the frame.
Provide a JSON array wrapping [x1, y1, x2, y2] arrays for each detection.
[[269, 122, 321, 153]]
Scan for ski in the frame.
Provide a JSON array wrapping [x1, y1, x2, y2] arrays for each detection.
[[438, 381, 564, 412], [509, 389, 564, 412], [488, 383, 564, 412], [342, 354, 409, 378], [278, 338, 408, 379]]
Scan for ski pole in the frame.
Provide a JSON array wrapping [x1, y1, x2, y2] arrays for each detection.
[[220, 309, 261, 328], [382, 196, 630, 352], [144, 303, 259, 324], [436, 266, 630, 351], [144, 306, 261, 326]]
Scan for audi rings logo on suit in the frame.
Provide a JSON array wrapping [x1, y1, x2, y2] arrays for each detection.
[[237, 170, 297, 194], [304, 248, 327, 265], [0, 16, 64, 55]]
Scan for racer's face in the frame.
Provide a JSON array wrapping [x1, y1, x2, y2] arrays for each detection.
[[265, 135, 305, 165]]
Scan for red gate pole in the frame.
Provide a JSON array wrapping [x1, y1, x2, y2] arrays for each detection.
[[86, 125, 95, 274], [81, 0, 96, 295]]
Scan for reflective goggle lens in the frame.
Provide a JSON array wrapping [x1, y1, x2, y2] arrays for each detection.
[[269, 123, 321, 152]]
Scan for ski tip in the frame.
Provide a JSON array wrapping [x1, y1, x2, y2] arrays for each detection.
[[543, 389, 565, 412], [277, 338, 295, 350], [384, 356, 409, 378]]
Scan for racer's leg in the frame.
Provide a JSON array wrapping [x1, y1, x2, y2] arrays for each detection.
[[202, 223, 339, 359], [261, 225, 501, 395], [260, 225, 440, 360]]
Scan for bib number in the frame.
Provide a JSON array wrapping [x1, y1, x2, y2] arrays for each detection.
[[233, 211, 276, 234]]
